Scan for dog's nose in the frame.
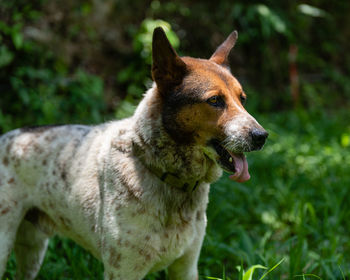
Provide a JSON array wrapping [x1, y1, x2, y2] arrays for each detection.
[[250, 128, 268, 150]]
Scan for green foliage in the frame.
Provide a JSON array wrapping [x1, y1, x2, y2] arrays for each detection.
[[0, 0, 107, 134]]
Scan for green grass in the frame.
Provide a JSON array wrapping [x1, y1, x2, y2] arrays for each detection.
[[4, 110, 350, 279]]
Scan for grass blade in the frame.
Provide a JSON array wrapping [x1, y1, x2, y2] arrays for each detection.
[[294, 274, 322, 279], [259, 258, 285, 280], [338, 265, 345, 280], [243, 265, 267, 280]]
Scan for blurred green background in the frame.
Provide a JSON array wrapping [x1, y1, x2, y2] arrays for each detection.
[[1, 0, 350, 279]]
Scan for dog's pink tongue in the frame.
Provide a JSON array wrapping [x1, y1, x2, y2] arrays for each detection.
[[228, 153, 250, 182]]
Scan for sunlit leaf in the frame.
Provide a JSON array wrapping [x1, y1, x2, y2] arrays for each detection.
[[242, 265, 267, 280], [12, 30, 23, 49], [0, 45, 14, 67], [298, 4, 327, 17], [341, 133, 350, 147]]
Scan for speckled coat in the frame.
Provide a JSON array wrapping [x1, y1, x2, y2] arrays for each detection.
[[0, 28, 267, 280]]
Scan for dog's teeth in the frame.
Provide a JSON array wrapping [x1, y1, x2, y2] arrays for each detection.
[[229, 157, 233, 163]]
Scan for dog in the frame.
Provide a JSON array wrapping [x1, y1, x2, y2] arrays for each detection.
[[0, 27, 268, 280]]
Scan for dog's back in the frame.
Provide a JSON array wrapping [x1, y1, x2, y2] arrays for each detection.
[[0, 125, 95, 204]]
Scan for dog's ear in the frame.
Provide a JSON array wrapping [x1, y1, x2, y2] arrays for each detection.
[[210, 30, 238, 67], [152, 27, 187, 91]]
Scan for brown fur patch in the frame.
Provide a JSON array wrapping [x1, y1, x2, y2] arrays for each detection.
[[109, 247, 121, 268], [107, 272, 114, 280], [138, 207, 146, 215], [138, 248, 146, 256], [176, 102, 222, 146], [90, 224, 96, 232], [160, 57, 246, 145], [6, 144, 11, 153], [118, 172, 141, 201], [1, 207, 10, 215], [196, 211, 202, 221], [8, 178, 15, 184], [144, 253, 151, 261], [44, 134, 56, 142], [61, 171, 66, 181], [3, 157, 9, 166], [59, 216, 72, 228]]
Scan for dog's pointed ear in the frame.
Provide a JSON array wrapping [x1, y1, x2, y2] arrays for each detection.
[[152, 27, 187, 90], [210, 30, 238, 67]]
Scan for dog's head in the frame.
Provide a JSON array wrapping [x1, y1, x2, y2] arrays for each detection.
[[151, 27, 268, 182]]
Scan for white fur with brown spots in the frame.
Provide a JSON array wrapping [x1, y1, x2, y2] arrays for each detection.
[[0, 28, 267, 280]]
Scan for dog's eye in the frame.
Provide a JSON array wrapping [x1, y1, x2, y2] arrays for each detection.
[[240, 94, 246, 105], [207, 96, 225, 108]]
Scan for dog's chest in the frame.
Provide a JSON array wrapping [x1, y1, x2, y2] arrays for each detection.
[[107, 196, 206, 272], [141, 214, 199, 272]]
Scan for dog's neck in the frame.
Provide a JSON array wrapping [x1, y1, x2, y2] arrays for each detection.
[[131, 86, 222, 186]]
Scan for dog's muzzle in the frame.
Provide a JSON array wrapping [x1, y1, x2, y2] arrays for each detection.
[[209, 127, 268, 183]]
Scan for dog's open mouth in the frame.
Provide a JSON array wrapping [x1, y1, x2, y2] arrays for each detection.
[[211, 140, 250, 182]]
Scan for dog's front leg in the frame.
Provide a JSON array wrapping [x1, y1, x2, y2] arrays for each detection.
[[103, 264, 149, 280], [167, 236, 203, 280], [167, 220, 206, 280]]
